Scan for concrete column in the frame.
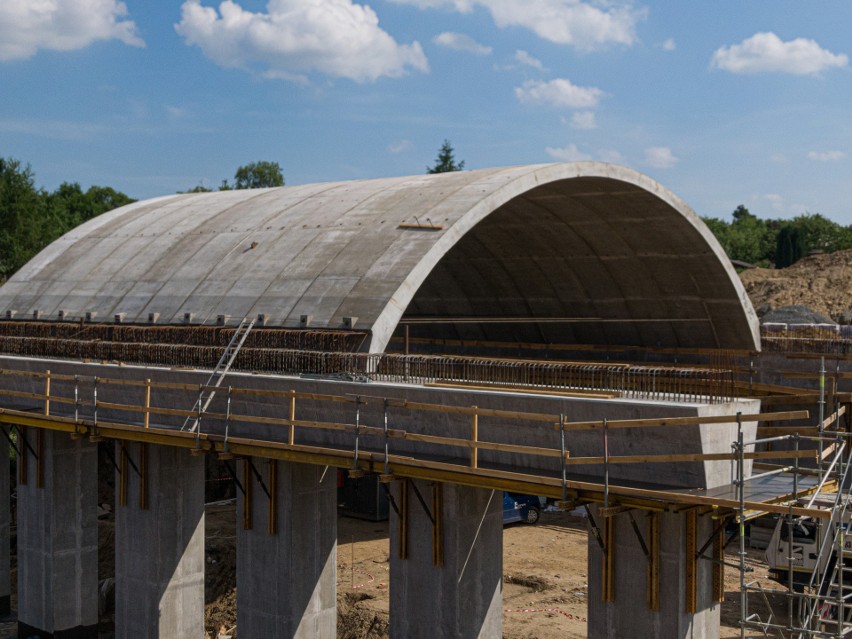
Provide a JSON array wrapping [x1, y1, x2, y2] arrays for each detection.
[[237, 459, 337, 638], [17, 429, 98, 638], [389, 480, 503, 639], [114, 444, 204, 638], [587, 506, 719, 639], [0, 427, 10, 617]]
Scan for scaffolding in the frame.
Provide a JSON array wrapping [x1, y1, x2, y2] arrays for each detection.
[[737, 356, 852, 638], [6, 317, 852, 636]]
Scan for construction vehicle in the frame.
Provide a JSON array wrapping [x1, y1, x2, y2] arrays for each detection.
[[765, 493, 852, 591]]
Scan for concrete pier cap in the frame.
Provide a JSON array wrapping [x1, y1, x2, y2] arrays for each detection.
[[0, 162, 759, 353]]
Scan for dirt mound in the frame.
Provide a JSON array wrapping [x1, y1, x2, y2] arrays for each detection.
[[338, 592, 389, 639], [504, 573, 552, 592], [739, 249, 852, 322]]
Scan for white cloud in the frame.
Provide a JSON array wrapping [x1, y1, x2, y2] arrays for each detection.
[[545, 143, 592, 162], [570, 111, 596, 129], [389, 0, 474, 8], [0, 116, 105, 140], [661, 38, 675, 51], [807, 150, 846, 161], [763, 193, 784, 211], [644, 146, 678, 168], [175, 0, 429, 83], [597, 149, 623, 163], [770, 152, 788, 163], [387, 139, 414, 154], [389, 0, 644, 50], [515, 78, 604, 109], [711, 32, 848, 75], [165, 105, 191, 123], [434, 31, 491, 55], [515, 50, 544, 70], [0, 0, 143, 61], [547, 143, 622, 163]]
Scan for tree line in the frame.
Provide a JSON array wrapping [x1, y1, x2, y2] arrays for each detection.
[[701, 205, 852, 268], [0, 157, 135, 280], [1, 146, 847, 283], [0, 158, 289, 282]]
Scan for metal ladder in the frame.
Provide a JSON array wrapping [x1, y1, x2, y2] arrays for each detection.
[[797, 498, 852, 637], [182, 317, 255, 433], [797, 448, 852, 637]]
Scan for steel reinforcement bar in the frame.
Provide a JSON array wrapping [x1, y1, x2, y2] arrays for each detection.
[[0, 321, 368, 351], [0, 338, 736, 403]]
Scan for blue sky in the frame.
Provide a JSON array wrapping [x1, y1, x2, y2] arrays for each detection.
[[2, 1, 851, 223]]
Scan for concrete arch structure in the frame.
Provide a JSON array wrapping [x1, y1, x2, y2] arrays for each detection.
[[0, 163, 759, 352]]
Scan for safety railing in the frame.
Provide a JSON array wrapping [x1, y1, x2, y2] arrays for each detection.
[[0, 367, 816, 519]]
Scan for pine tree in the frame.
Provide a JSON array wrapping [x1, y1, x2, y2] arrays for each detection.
[[427, 140, 465, 174]]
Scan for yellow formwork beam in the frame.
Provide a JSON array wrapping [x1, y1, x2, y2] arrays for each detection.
[[0, 408, 832, 521], [713, 517, 725, 603], [685, 509, 698, 614], [646, 512, 660, 611]]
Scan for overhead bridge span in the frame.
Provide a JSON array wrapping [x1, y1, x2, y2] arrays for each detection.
[[0, 163, 822, 639]]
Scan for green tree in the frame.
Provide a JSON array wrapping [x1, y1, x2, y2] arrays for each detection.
[[702, 205, 776, 266], [775, 225, 805, 268], [726, 205, 775, 265], [46, 183, 134, 238], [179, 184, 213, 194], [45, 182, 90, 229], [427, 140, 465, 174], [0, 158, 49, 278], [85, 185, 134, 218], [703, 206, 852, 268], [0, 159, 135, 280], [787, 213, 852, 254], [231, 161, 284, 189], [702, 217, 730, 252], [731, 204, 751, 222]]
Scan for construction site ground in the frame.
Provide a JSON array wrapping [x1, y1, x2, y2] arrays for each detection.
[[740, 248, 852, 321], [204, 504, 787, 639], [0, 501, 790, 638]]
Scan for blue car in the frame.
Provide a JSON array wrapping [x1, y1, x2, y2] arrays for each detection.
[[503, 493, 541, 525]]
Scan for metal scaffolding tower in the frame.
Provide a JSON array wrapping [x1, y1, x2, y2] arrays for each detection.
[[738, 357, 852, 638]]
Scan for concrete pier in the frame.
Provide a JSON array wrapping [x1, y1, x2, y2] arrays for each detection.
[[114, 444, 204, 638], [237, 459, 337, 638], [389, 480, 503, 638], [588, 506, 719, 639], [17, 430, 98, 639]]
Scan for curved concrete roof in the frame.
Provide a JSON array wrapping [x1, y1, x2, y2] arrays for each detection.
[[0, 163, 759, 352]]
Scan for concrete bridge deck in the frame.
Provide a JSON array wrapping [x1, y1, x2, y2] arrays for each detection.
[[0, 161, 821, 637], [0, 356, 825, 639]]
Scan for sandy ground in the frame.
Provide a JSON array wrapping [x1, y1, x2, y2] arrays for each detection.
[[200, 505, 790, 639], [330, 509, 591, 639], [0, 503, 794, 638]]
